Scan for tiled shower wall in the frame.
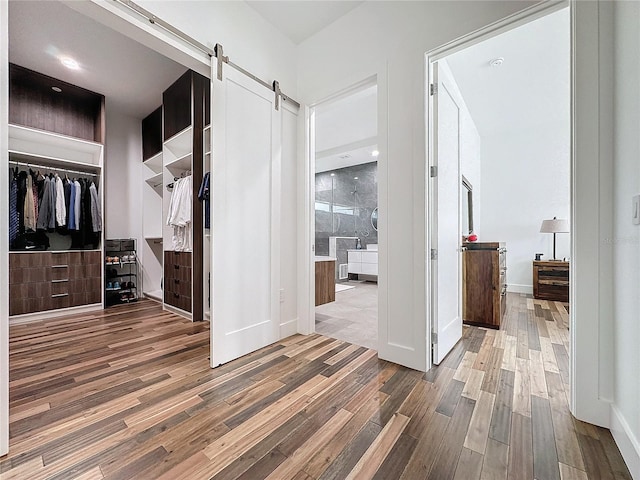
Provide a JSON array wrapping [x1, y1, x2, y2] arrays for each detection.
[[315, 161, 378, 260]]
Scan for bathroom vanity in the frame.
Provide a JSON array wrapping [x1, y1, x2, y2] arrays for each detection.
[[315, 256, 336, 306]]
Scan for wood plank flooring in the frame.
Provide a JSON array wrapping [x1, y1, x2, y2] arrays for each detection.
[[0, 295, 632, 479]]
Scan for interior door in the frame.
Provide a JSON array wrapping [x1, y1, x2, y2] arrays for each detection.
[[210, 59, 282, 366], [431, 61, 463, 364]]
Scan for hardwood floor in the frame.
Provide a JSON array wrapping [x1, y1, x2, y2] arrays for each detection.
[[0, 295, 631, 479]]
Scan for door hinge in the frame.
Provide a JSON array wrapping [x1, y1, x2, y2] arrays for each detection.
[[430, 83, 438, 96], [430, 248, 438, 260], [430, 166, 437, 178], [431, 332, 438, 343]]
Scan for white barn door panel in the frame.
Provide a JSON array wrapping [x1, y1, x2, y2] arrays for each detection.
[[211, 61, 282, 366]]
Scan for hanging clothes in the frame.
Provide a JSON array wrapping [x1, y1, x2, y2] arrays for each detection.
[[89, 181, 102, 233], [198, 172, 210, 229], [55, 174, 66, 227], [68, 181, 76, 231], [31, 170, 40, 227], [9, 168, 19, 244], [73, 179, 81, 231], [166, 175, 192, 252], [63, 177, 71, 229], [36, 175, 56, 230], [24, 172, 36, 232], [17, 171, 28, 234]]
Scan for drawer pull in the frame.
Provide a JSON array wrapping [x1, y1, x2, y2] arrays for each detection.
[[52, 279, 69, 283], [174, 265, 180, 269], [51, 293, 69, 298], [52, 265, 68, 268], [174, 279, 179, 284], [174, 293, 180, 298]]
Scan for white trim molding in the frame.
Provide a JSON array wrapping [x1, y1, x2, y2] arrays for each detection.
[[610, 405, 640, 478]]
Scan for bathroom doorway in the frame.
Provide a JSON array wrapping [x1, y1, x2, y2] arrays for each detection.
[[312, 80, 378, 350]]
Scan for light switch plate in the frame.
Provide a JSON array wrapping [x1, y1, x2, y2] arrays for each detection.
[[633, 195, 640, 225]]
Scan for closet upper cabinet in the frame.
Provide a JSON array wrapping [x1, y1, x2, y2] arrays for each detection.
[[163, 70, 210, 141], [9, 63, 105, 144], [142, 106, 162, 161]]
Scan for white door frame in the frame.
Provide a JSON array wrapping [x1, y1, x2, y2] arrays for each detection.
[[0, 0, 9, 458], [426, 0, 613, 427], [301, 77, 378, 337]]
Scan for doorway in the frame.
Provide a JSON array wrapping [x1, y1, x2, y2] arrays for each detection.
[[428, 5, 571, 386], [311, 81, 379, 350]]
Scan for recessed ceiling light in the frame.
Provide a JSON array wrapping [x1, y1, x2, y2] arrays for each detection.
[[371, 150, 380, 157], [60, 56, 80, 70], [354, 177, 358, 180], [330, 173, 335, 177], [489, 57, 504, 67], [51, 86, 62, 93]]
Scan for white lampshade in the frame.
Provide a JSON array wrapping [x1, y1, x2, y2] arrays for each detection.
[[540, 218, 570, 233]]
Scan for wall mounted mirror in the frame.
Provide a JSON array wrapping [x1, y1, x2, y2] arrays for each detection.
[[371, 207, 378, 231], [462, 175, 473, 235]]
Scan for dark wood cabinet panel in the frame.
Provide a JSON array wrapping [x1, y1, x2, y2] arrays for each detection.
[[533, 261, 569, 302], [9, 251, 102, 316], [142, 106, 162, 160], [463, 242, 506, 329], [163, 70, 192, 141], [164, 251, 192, 313], [9, 63, 105, 143]]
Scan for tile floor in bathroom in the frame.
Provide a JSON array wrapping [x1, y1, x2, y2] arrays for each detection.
[[315, 279, 377, 350]]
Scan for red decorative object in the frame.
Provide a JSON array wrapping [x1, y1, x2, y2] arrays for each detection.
[[468, 234, 478, 242]]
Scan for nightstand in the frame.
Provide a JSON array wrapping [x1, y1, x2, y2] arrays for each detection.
[[533, 260, 569, 302]]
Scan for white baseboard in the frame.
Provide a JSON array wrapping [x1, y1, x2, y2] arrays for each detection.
[[611, 405, 640, 479], [507, 284, 533, 295], [280, 318, 298, 339], [9, 303, 103, 325]]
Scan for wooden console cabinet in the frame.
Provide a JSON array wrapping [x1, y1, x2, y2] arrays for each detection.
[[533, 260, 569, 302], [462, 242, 507, 329]]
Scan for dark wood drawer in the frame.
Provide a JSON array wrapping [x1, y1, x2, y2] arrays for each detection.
[[164, 291, 192, 312], [533, 261, 569, 302]]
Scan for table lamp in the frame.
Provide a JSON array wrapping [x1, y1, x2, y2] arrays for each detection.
[[540, 217, 569, 260]]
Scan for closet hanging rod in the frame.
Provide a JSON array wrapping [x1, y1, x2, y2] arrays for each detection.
[[9, 161, 99, 178], [114, 0, 301, 109]]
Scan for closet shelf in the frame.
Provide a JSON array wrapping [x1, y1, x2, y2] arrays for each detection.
[[143, 152, 163, 174], [145, 172, 163, 188], [9, 124, 103, 167], [164, 125, 192, 159], [165, 153, 192, 174]]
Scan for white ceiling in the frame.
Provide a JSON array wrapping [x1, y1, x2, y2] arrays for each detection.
[[9, 1, 187, 119], [445, 7, 570, 137], [245, 1, 363, 45], [315, 84, 377, 172]]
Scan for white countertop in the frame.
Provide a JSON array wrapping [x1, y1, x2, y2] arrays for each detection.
[[347, 249, 379, 252], [315, 256, 336, 262]]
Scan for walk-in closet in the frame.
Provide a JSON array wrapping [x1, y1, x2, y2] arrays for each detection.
[[6, 1, 210, 323]]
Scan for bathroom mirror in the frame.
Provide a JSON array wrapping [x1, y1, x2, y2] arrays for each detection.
[[371, 207, 378, 231], [462, 175, 473, 235]]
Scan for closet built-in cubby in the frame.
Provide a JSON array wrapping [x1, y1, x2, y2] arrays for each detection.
[[140, 69, 210, 321], [7, 63, 105, 319]]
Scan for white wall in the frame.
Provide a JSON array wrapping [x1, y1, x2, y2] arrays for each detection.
[[297, 1, 535, 371], [104, 106, 143, 245], [481, 127, 570, 293], [612, 1, 640, 476], [135, 1, 298, 95], [439, 60, 482, 238], [280, 105, 299, 334]]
